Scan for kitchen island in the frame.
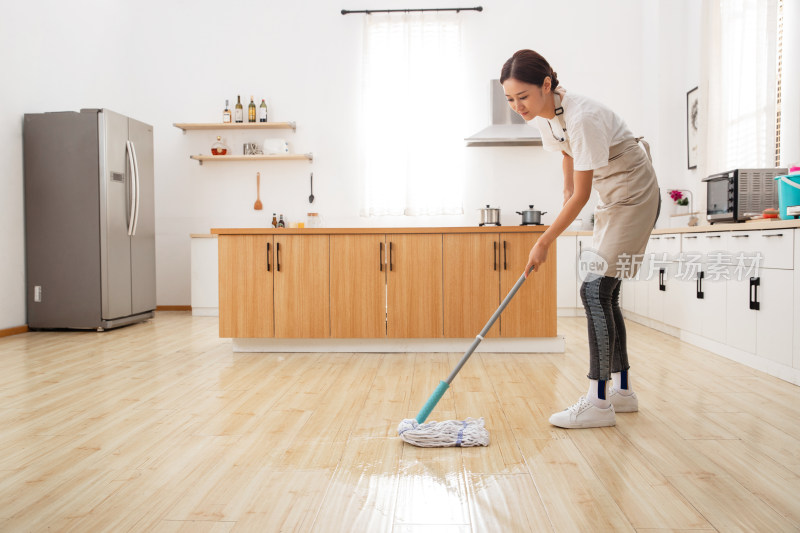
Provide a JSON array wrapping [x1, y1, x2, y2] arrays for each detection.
[[211, 226, 563, 353]]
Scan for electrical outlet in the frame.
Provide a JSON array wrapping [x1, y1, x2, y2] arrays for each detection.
[[34, 285, 42, 302]]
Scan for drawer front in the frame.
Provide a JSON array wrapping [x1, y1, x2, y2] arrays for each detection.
[[681, 232, 729, 260], [646, 234, 681, 258], [728, 229, 794, 270]]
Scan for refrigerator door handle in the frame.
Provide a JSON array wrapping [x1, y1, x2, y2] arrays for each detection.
[[130, 141, 141, 236], [125, 140, 137, 236]]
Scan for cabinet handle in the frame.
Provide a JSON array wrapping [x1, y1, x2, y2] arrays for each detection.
[[276, 242, 281, 272], [380, 242, 384, 272], [685, 235, 698, 239], [503, 241, 508, 270], [266, 242, 271, 272], [659, 268, 666, 291], [389, 241, 393, 271], [749, 277, 760, 310], [664, 236, 676, 240], [762, 233, 784, 238], [696, 271, 704, 299], [706, 235, 721, 239], [731, 234, 749, 238], [493, 241, 497, 271]]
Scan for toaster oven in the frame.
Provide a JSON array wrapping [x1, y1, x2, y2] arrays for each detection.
[[702, 168, 787, 223]]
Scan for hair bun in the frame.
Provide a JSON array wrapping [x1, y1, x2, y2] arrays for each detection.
[[550, 70, 559, 88]]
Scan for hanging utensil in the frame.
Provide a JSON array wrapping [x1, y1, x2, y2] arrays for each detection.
[[309, 172, 315, 203], [254, 172, 263, 210]]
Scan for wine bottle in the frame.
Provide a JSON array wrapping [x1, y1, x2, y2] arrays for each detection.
[[223, 99, 231, 123], [234, 95, 243, 123], [248, 96, 256, 123], [259, 99, 268, 122], [271, 213, 278, 228]]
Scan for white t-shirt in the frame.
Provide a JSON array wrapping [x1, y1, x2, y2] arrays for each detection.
[[533, 88, 633, 171]]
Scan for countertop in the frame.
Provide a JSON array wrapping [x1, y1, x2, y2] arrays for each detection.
[[210, 225, 550, 235], [652, 218, 800, 234], [195, 219, 800, 239]]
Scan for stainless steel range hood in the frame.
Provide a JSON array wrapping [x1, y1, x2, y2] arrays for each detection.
[[465, 80, 542, 146]]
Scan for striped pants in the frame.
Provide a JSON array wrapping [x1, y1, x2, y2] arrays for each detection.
[[580, 274, 628, 381]]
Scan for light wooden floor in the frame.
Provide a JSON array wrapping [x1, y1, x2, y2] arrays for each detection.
[[1, 312, 799, 532]]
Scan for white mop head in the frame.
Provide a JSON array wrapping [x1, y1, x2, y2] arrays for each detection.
[[397, 417, 490, 447]]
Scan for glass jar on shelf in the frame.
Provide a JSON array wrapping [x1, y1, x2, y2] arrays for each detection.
[[306, 213, 323, 228], [211, 136, 229, 156]]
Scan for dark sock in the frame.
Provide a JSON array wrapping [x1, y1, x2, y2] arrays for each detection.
[[598, 379, 606, 400], [621, 371, 628, 390]]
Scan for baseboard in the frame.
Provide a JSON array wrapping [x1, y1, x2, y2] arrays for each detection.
[[233, 336, 566, 354], [0, 325, 29, 338], [192, 307, 219, 317], [156, 305, 192, 312], [681, 330, 800, 386]]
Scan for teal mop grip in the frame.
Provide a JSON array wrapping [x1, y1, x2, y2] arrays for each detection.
[[415, 380, 450, 423]]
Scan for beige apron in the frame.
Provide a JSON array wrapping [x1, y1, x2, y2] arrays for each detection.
[[554, 93, 660, 278]]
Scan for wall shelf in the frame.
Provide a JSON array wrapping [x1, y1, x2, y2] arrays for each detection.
[[190, 154, 313, 165], [173, 121, 296, 133]]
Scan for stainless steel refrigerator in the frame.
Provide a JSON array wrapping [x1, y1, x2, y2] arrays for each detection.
[[23, 109, 156, 330]]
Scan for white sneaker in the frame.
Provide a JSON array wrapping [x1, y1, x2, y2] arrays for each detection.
[[609, 388, 638, 413], [549, 396, 616, 429]]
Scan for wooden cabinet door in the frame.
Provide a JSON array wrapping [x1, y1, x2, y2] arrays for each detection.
[[218, 235, 274, 338], [499, 233, 557, 337], [387, 234, 443, 338], [274, 235, 330, 338], [330, 234, 386, 338], [442, 233, 500, 338]]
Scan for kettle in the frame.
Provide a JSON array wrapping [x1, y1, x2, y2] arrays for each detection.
[[516, 205, 547, 225]]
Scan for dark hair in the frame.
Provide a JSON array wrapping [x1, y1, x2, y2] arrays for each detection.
[[500, 49, 559, 89]]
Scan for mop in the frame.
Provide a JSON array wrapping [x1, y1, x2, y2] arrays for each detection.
[[398, 268, 533, 447]]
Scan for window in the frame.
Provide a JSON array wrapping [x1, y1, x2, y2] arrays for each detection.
[[360, 12, 465, 216], [706, 0, 780, 170]]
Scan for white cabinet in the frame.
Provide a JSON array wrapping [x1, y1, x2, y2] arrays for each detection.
[[563, 226, 797, 385], [795, 230, 800, 371], [725, 276, 758, 354], [190, 235, 219, 316], [725, 229, 795, 363], [679, 232, 729, 343], [699, 269, 727, 344], [621, 278, 636, 313], [623, 226, 798, 385], [556, 235, 577, 314], [642, 234, 681, 325], [755, 269, 794, 365]]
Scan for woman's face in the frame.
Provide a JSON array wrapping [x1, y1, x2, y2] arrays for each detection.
[[502, 77, 551, 120]]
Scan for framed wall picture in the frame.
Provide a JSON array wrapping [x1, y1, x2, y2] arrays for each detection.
[[686, 86, 699, 169]]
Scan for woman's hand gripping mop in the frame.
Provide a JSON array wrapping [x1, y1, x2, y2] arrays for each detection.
[[398, 267, 534, 447]]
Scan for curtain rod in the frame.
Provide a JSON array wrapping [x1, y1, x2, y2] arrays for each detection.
[[341, 6, 482, 15]]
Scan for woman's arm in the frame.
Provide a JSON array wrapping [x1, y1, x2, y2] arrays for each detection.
[[562, 151, 574, 205], [524, 169, 592, 276]]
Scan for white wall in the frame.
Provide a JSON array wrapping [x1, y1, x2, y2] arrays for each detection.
[[1, 0, 700, 329]]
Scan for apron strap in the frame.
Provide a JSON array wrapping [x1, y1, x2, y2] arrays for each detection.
[[553, 91, 567, 131], [635, 136, 653, 163]]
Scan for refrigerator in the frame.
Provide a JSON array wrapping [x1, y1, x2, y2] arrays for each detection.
[[23, 108, 156, 330]]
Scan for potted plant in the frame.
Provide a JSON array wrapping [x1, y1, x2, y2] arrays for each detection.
[[669, 189, 689, 206]]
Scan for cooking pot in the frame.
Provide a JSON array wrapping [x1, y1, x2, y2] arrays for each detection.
[[517, 205, 547, 225], [478, 205, 501, 226]]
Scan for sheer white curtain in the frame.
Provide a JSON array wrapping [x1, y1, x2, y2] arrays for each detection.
[[360, 12, 465, 216], [702, 0, 779, 174]]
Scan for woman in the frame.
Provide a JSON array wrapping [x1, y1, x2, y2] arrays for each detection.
[[500, 49, 660, 429]]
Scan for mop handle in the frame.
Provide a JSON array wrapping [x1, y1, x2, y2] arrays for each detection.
[[414, 268, 532, 423], [444, 269, 531, 384]]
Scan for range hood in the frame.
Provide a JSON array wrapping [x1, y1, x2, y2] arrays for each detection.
[[465, 80, 542, 146]]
